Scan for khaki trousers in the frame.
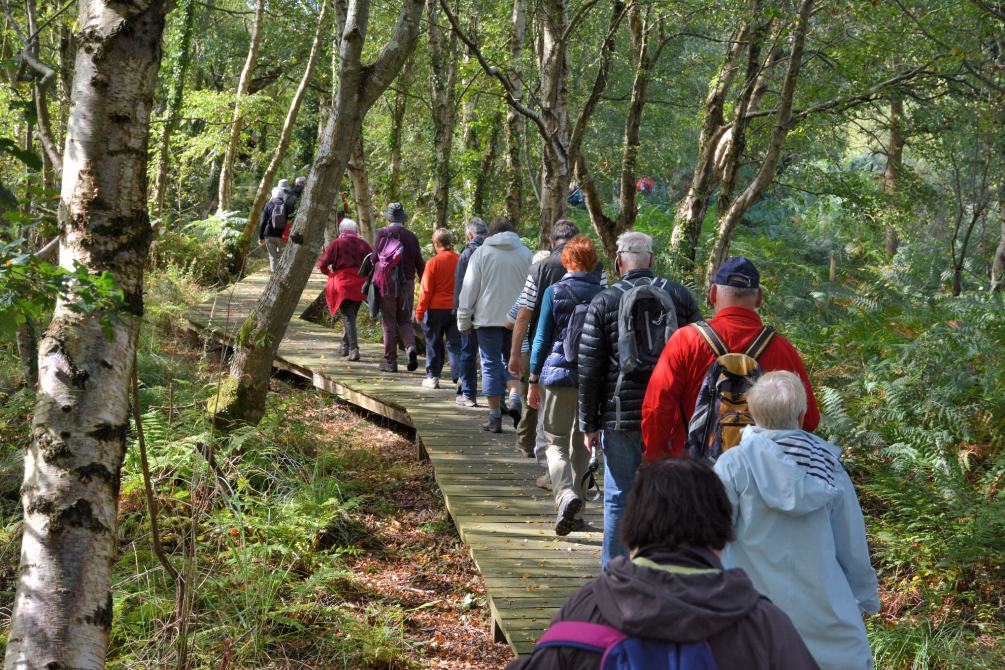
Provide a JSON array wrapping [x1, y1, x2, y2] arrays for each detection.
[[541, 385, 589, 514]]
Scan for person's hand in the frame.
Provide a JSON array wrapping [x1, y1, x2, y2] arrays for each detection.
[[584, 431, 600, 452], [258, 239, 264, 246], [508, 355, 523, 378], [527, 383, 541, 410]]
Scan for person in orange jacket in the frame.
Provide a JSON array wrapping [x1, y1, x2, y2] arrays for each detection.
[[640, 256, 819, 460], [416, 228, 461, 389]]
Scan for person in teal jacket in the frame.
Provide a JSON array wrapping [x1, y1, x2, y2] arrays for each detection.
[[713, 370, 880, 670]]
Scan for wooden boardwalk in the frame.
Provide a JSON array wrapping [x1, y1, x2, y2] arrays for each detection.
[[186, 270, 602, 656]]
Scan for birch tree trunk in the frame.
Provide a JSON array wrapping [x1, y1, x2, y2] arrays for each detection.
[[504, 0, 526, 227], [151, 0, 196, 220], [884, 95, 904, 258], [537, 0, 571, 248], [214, 0, 424, 426], [216, 0, 265, 214], [3, 0, 167, 665], [428, 0, 459, 230], [236, 3, 329, 268], [704, 0, 815, 285], [348, 137, 375, 244]]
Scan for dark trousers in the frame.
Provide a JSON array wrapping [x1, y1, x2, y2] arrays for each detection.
[[380, 279, 415, 363], [459, 329, 479, 398], [340, 300, 361, 351], [423, 309, 461, 379]]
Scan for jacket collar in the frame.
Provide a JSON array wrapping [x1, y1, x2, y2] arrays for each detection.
[[621, 268, 655, 281], [339, 230, 359, 239], [561, 270, 600, 283], [712, 305, 762, 324]]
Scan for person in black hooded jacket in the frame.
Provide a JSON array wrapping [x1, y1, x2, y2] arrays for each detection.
[[507, 458, 819, 670]]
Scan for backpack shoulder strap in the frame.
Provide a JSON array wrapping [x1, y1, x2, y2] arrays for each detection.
[[743, 326, 776, 360], [690, 321, 728, 358], [536, 621, 627, 660]]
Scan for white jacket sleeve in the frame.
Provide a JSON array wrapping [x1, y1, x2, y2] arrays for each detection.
[[457, 247, 482, 332], [831, 467, 880, 614]]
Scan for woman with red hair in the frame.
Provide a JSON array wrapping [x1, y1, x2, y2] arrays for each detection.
[[528, 235, 603, 536]]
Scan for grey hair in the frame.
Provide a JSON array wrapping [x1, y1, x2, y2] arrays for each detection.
[[339, 218, 358, 233], [271, 187, 282, 199], [466, 217, 488, 236], [550, 219, 580, 244], [747, 370, 807, 430], [615, 231, 653, 266], [715, 284, 760, 300]]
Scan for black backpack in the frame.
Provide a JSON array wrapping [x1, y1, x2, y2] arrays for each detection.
[[268, 197, 287, 235], [610, 278, 679, 429]]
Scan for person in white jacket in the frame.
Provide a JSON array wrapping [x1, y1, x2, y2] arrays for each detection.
[[714, 370, 880, 670], [457, 218, 532, 433]]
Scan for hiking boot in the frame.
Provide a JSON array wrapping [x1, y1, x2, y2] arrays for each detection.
[[456, 395, 477, 408], [555, 497, 584, 536], [421, 377, 440, 389], [406, 348, 419, 372], [348, 348, 360, 362], [535, 473, 552, 491], [482, 414, 503, 433], [515, 442, 535, 458], [339, 342, 350, 357], [379, 360, 398, 373], [506, 402, 522, 429]]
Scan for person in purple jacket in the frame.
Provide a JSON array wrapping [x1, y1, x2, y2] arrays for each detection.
[[374, 202, 425, 373]]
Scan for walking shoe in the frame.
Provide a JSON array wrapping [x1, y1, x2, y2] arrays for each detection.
[[456, 395, 477, 408], [339, 342, 350, 357], [379, 360, 398, 373], [406, 348, 419, 372], [422, 377, 440, 389], [555, 497, 584, 536], [535, 473, 552, 491], [515, 443, 535, 458], [482, 414, 503, 433], [348, 348, 360, 362], [506, 403, 522, 429]]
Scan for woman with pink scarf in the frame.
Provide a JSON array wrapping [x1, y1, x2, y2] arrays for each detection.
[[317, 218, 372, 360]]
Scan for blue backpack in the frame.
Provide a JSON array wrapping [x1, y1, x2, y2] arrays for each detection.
[[531, 621, 718, 669]]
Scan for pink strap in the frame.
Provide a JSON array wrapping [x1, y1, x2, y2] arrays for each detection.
[[538, 621, 627, 651]]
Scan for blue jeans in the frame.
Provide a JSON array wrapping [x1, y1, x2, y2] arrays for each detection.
[[459, 329, 479, 398], [475, 326, 512, 399], [423, 309, 461, 379], [602, 430, 644, 570]]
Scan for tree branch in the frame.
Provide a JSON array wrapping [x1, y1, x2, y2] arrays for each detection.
[[363, 0, 426, 107]]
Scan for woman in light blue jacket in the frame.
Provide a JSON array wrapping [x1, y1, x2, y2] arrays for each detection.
[[713, 371, 880, 670]]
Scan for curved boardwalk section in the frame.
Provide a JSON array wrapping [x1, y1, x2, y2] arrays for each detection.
[[186, 270, 602, 656]]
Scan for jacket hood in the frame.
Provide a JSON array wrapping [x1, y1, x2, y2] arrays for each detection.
[[737, 426, 839, 515], [593, 546, 763, 642], [484, 231, 523, 249]]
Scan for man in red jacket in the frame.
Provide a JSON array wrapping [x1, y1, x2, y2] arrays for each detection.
[[641, 256, 819, 460]]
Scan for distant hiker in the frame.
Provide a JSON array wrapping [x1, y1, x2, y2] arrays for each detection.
[[416, 227, 461, 389], [641, 255, 820, 461], [457, 218, 532, 433], [506, 458, 820, 670], [317, 218, 371, 361], [577, 231, 702, 567], [454, 217, 488, 406], [258, 186, 287, 272], [528, 235, 604, 536], [715, 371, 879, 670], [374, 202, 425, 373], [510, 220, 604, 463]]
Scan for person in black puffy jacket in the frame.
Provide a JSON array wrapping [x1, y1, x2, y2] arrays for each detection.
[[577, 231, 701, 569]]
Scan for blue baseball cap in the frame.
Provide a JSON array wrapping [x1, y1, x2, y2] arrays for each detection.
[[714, 256, 760, 289]]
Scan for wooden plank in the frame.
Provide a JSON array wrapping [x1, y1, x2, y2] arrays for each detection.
[[187, 270, 603, 657]]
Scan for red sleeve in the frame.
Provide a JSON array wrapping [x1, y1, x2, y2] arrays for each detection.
[[317, 241, 336, 276], [642, 330, 692, 461], [416, 255, 434, 320], [760, 337, 820, 432]]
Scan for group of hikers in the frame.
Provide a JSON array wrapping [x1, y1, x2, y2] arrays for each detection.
[[257, 176, 307, 271], [305, 202, 878, 669]]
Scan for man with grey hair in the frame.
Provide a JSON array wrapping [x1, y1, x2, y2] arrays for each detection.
[[577, 230, 702, 567], [714, 371, 879, 670], [258, 186, 288, 271], [642, 255, 820, 461], [454, 217, 488, 405]]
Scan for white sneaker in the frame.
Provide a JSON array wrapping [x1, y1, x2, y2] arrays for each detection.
[[422, 377, 440, 389]]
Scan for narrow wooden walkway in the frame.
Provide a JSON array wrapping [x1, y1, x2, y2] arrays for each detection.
[[186, 270, 602, 656]]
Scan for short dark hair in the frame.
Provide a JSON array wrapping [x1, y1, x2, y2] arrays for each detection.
[[621, 458, 734, 553], [550, 219, 579, 244], [488, 217, 515, 235]]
